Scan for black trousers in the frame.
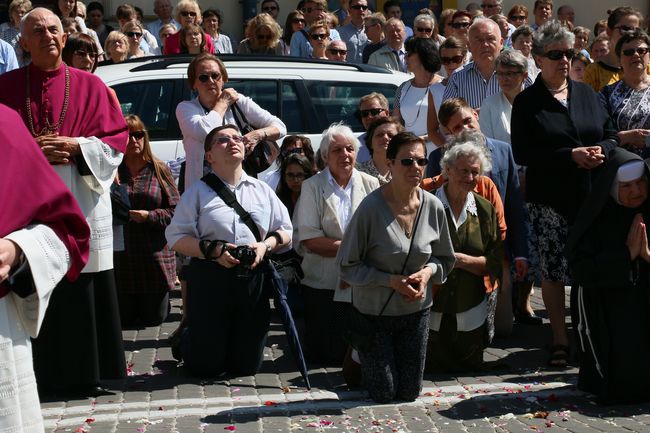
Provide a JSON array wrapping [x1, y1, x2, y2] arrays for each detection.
[[182, 259, 270, 377], [302, 285, 348, 365], [117, 291, 170, 328]]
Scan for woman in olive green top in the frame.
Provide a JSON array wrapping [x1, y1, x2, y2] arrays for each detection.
[[337, 132, 455, 403], [427, 131, 503, 372]]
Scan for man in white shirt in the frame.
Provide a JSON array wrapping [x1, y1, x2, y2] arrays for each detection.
[[146, 0, 179, 46]]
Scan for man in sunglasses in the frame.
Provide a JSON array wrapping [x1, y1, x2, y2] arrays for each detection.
[[290, 0, 341, 58], [326, 40, 348, 62], [356, 92, 389, 163], [584, 6, 644, 92], [0, 8, 129, 397], [336, 0, 369, 64], [260, 0, 280, 20]]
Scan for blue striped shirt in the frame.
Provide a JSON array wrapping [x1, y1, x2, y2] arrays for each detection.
[[442, 61, 533, 110]]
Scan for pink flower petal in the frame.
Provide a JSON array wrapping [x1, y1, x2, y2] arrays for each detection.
[[224, 426, 237, 431]]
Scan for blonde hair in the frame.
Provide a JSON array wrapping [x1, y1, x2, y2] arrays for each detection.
[[246, 13, 282, 49], [104, 30, 128, 62], [175, 0, 201, 23]]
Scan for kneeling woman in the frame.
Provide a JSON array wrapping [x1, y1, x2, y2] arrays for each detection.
[[566, 148, 650, 404], [427, 131, 503, 372], [337, 132, 455, 403], [166, 125, 292, 377]]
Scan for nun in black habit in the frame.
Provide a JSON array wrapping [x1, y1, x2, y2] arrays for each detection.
[[566, 147, 650, 405]]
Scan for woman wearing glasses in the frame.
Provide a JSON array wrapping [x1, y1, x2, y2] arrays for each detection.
[[163, 0, 215, 55], [122, 20, 147, 58], [600, 29, 650, 158], [413, 14, 445, 48], [506, 4, 528, 28], [63, 33, 99, 72], [511, 21, 618, 368], [304, 20, 329, 59], [337, 131, 455, 402], [263, 135, 316, 191], [282, 10, 305, 50], [431, 36, 468, 117], [237, 13, 288, 55], [450, 10, 472, 45], [114, 116, 179, 327]]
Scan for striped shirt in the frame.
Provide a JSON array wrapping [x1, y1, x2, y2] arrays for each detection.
[[442, 61, 533, 110]]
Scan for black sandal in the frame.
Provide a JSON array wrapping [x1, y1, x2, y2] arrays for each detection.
[[548, 345, 569, 368]]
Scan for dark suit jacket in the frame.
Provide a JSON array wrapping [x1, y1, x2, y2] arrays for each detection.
[[426, 135, 528, 259], [511, 76, 619, 223]]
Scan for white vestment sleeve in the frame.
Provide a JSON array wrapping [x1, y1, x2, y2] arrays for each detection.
[[77, 136, 124, 194], [5, 224, 71, 338]]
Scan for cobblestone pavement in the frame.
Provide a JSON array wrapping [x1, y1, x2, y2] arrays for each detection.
[[41, 288, 650, 433]]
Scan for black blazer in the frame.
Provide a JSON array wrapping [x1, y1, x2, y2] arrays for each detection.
[[511, 76, 619, 222]]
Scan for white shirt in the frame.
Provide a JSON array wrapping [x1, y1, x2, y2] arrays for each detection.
[[166, 171, 292, 249], [479, 91, 513, 144], [326, 170, 354, 232], [435, 186, 477, 230]]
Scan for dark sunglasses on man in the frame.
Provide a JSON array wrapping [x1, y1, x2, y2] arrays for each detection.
[[360, 108, 385, 117]]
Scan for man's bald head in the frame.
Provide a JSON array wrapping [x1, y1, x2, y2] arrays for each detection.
[[20, 7, 62, 34], [468, 17, 503, 68], [20, 7, 66, 70]]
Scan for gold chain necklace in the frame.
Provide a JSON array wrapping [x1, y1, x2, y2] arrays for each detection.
[[24, 65, 70, 137]]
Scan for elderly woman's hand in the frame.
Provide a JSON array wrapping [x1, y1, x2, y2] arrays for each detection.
[[0, 239, 21, 284], [216, 88, 239, 108], [571, 146, 605, 169], [407, 267, 434, 301], [618, 129, 650, 149], [389, 274, 420, 300]]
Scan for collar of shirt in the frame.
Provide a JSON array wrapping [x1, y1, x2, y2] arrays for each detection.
[[435, 186, 477, 229], [211, 169, 255, 190], [326, 168, 354, 194]]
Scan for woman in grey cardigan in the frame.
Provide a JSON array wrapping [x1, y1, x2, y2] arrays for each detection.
[[337, 132, 456, 403]]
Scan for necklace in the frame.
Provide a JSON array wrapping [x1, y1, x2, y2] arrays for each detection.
[[24, 65, 70, 137], [402, 81, 430, 128], [544, 80, 568, 94]]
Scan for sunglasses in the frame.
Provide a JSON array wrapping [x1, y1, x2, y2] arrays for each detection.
[[286, 172, 306, 180], [416, 27, 433, 33], [215, 135, 244, 144], [310, 33, 328, 40], [496, 70, 523, 78], [441, 55, 464, 64], [509, 15, 526, 20], [256, 33, 273, 40], [180, 10, 197, 17], [303, 7, 324, 13], [262, 6, 278, 11], [543, 49, 575, 60], [622, 47, 649, 56], [125, 31, 142, 38], [282, 147, 305, 156], [197, 72, 221, 83], [350, 4, 368, 10], [360, 108, 385, 117], [73, 49, 95, 58], [396, 157, 428, 167], [451, 21, 471, 29], [615, 25, 638, 33], [129, 130, 145, 140], [328, 48, 347, 55], [292, 18, 305, 24], [481, 3, 498, 8]]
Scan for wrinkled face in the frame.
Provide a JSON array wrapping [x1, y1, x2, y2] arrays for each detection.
[[620, 38, 650, 74], [127, 128, 145, 155], [536, 39, 572, 82], [513, 34, 533, 57], [154, 0, 172, 21], [446, 155, 482, 193], [468, 21, 502, 65], [20, 10, 68, 67], [444, 108, 480, 136], [591, 40, 609, 61], [496, 65, 526, 93], [385, 22, 406, 47], [206, 127, 246, 165], [414, 19, 434, 39], [569, 60, 585, 81], [326, 41, 347, 61], [71, 47, 95, 71], [534, 3, 552, 25], [618, 176, 648, 208], [284, 162, 307, 193], [440, 47, 465, 75], [370, 123, 398, 158], [326, 134, 356, 178], [178, 7, 198, 26], [364, 19, 382, 41], [193, 60, 224, 98], [387, 141, 427, 187], [359, 97, 388, 129]]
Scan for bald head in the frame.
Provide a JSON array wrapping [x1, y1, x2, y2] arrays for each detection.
[[20, 7, 61, 34], [326, 40, 347, 61], [468, 17, 503, 70], [20, 8, 66, 70]]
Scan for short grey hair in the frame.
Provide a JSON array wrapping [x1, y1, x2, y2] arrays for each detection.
[[469, 16, 501, 37], [20, 7, 61, 35], [495, 49, 528, 72], [319, 122, 359, 161], [413, 14, 434, 27], [441, 130, 492, 176], [532, 19, 575, 57]]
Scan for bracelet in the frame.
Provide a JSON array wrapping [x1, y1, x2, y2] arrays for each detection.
[[265, 231, 282, 247]]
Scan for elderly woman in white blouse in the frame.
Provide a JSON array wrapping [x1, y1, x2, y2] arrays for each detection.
[[479, 49, 529, 143], [293, 122, 379, 364]]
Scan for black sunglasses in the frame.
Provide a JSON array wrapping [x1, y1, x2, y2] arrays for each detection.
[[360, 108, 385, 117], [615, 25, 638, 33], [310, 33, 328, 40], [262, 6, 278, 11], [481, 3, 498, 8], [350, 4, 368, 10], [622, 47, 649, 56], [292, 18, 305, 24], [180, 10, 197, 17], [256, 33, 273, 40], [509, 15, 526, 20], [441, 55, 464, 64], [396, 157, 428, 167], [543, 49, 575, 60], [197, 72, 221, 82], [125, 31, 142, 38], [328, 48, 347, 55], [416, 27, 433, 33], [451, 21, 470, 29], [129, 130, 145, 140]]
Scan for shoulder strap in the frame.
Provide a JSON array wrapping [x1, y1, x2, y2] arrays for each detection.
[[201, 172, 262, 242]]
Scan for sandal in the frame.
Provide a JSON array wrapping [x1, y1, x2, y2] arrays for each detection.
[[548, 345, 569, 368]]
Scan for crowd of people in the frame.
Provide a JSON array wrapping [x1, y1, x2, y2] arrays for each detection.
[[2, 1, 650, 431]]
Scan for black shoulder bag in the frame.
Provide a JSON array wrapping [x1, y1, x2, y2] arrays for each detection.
[[229, 103, 280, 177], [344, 200, 424, 354]]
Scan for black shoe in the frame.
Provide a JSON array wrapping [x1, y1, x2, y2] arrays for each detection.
[[515, 311, 543, 325]]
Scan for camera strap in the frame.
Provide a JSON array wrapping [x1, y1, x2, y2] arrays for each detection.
[[201, 173, 262, 243]]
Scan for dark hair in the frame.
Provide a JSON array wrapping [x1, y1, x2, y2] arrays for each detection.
[[615, 28, 650, 57], [115, 4, 136, 21], [204, 124, 240, 151], [440, 35, 468, 52], [511, 24, 533, 45], [279, 135, 315, 167], [607, 6, 642, 30], [404, 37, 441, 73], [533, 0, 553, 12], [451, 10, 472, 23], [62, 33, 99, 72], [275, 154, 315, 217], [87, 1, 104, 15], [134, 5, 144, 20], [365, 117, 403, 156], [283, 10, 304, 45], [387, 131, 426, 160], [54, 0, 77, 18], [187, 53, 228, 88], [61, 17, 82, 32], [180, 23, 206, 54], [203, 8, 223, 26], [383, 0, 400, 14], [438, 97, 471, 128]]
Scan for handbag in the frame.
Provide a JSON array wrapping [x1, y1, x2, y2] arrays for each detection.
[[343, 199, 424, 353], [230, 103, 280, 176]]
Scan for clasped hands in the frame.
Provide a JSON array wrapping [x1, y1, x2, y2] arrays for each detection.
[[389, 267, 434, 302], [627, 213, 650, 261], [571, 146, 605, 170], [35, 134, 80, 165]]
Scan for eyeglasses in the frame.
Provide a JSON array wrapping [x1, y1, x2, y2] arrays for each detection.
[[509, 15, 526, 20], [215, 135, 244, 144], [256, 33, 273, 40], [395, 157, 428, 167], [496, 70, 523, 78], [125, 31, 142, 38], [285, 172, 306, 180], [328, 48, 347, 55], [292, 18, 305, 24], [283, 147, 305, 156], [350, 4, 368, 10], [197, 72, 221, 83], [129, 130, 145, 140], [303, 7, 325, 13], [451, 21, 471, 29], [543, 49, 575, 60], [622, 47, 649, 56], [180, 10, 197, 17], [416, 27, 433, 33], [73, 49, 95, 58], [615, 24, 638, 33], [441, 55, 464, 64], [360, 108, 385, 117], [310, 33, 329, 40], [481, 3, 498, 8], [262, 6, 278, 12]]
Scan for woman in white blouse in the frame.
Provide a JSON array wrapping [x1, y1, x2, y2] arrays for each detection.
[[176, 53, 287, 190]]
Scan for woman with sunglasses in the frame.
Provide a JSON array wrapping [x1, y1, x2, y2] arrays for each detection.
[[506, 4, 528, 28], [114, 115, 179, 327], [263, 135, 315, 190], [282, 10, 305, 49], [122, 20, 147, 58], [511, 20, 619, 368], [237, 13, 288, 55], [601, 29, 650, 158], [449, 10, 472, 46], [304, 20, 329, 59], [413, 14, 445, 48], [163, 0, 215, 55], [337, 131, 455, 402], [431, 36, 468, 117]]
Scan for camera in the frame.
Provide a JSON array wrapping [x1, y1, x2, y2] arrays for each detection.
[[230, 245, 256, 278]]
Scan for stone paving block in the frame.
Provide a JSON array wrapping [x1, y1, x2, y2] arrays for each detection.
[[122, 391, 151, 403]]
